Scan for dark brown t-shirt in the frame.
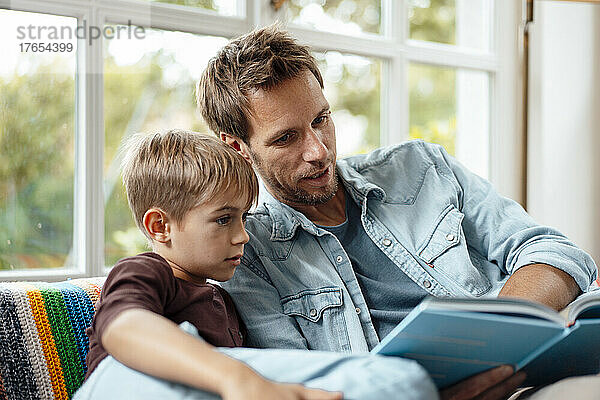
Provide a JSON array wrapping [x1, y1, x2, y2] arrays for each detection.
[[84, 252, 245, 379]]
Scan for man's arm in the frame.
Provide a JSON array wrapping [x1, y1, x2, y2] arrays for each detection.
[[433, 144, 597, 299], [499, 263, 581, 310], [440, 365, 526, 400]]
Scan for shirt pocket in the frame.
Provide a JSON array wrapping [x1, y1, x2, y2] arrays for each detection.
[[281, 287, 343, 321], [417, 204, 492, 296], [280, 287, 348, 351]]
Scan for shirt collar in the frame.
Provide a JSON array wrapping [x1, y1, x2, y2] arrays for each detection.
[[258, 160, 386, 241]]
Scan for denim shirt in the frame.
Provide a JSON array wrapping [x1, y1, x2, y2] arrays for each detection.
[[222, 140, 597, 353]]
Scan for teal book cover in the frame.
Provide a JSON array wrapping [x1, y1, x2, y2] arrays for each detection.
[[371, 293, 600, 388]]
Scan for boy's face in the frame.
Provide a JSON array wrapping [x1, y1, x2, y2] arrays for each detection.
[[165, 189, 250, 284]]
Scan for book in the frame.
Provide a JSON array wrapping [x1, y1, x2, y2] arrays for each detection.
[[371, 291, 600, 388]]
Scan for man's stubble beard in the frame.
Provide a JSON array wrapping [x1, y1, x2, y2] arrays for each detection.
[[249, 149, 338, 206]]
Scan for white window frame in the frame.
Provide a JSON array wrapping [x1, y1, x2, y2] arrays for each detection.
[[0, 0, 524, 280]]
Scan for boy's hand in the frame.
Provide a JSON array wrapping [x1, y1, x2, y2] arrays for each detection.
[[222, 373, 343, 400]]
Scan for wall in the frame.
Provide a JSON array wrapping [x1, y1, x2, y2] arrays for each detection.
[[528, 1, 600, 267]]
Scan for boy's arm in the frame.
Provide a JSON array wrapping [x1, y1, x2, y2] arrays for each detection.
[[102, 308, 341, 400]]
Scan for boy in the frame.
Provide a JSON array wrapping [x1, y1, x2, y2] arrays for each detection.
[[75, 129, 437, 400]]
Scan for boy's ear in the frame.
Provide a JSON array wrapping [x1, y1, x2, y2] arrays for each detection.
[[220, 132, 252, 164], [143, 208, 171, 243]]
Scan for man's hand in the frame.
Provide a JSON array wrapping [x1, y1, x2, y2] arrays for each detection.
[[499, 264, 581, 311], [440, 365, 526, 400]]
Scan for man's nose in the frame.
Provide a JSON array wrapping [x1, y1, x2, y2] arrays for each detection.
[[302, 128, 328, 163]]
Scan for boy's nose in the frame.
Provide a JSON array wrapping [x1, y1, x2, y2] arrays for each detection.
[[232, 224, 250, 245]]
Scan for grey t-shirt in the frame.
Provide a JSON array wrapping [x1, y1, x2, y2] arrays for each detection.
[[319, 192, 428, 340]]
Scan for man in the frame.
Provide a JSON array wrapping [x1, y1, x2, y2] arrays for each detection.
[[197, 26, 598, 399]]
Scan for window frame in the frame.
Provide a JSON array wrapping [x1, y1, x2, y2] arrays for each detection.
[[0, 0, 523, 280]]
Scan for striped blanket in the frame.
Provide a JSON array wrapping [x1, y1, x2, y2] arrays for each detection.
[[0, 278, 105, 400]]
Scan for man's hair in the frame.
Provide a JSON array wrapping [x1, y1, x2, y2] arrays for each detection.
[[121, 129, 259, 238], [197, 24, 323, 143]]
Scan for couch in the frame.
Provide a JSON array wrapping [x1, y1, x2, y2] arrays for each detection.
[[1, 276, 598, 400], [0, 278, 105, 400]]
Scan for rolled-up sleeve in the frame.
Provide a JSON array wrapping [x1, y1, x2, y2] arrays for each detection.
[[431, 143, 597, 292]]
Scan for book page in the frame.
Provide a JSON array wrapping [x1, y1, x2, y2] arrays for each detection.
[[564, 288, 600, 322], [426, 297, 566, 326]]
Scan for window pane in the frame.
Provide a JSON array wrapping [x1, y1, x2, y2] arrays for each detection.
[[409, 63, 489, 178], [0, 10, 77, 271], [409, 0, 491, 51], [316, 52, 381, 157], [103, 26, 228, 267], [144, 0, 239, 16], [288, 0, 381, 36]]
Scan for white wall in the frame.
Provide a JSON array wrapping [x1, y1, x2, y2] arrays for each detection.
[[528, 1, 600, 267]]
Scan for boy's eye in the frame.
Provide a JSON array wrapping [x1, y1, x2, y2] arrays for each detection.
[[242, 212, 249, 223], [216, 216, 231, 226]]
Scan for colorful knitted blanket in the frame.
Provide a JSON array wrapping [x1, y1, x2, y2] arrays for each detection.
[[0, 278, 104, 400]]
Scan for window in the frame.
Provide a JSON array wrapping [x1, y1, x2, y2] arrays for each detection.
[[0, 1, 520, 278], [409, 64, 490, 178], [144, 0, 240, 16], [0, 10, 77, 273], [409, 0, 492, 51], [317, 52, 381, 157], [287, 0, 381, 35]]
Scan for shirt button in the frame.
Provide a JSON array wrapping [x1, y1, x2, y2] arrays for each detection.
[[309, 308, 318, 317], [336, 255, 343, 263], [382, 238, 392, 247], [355, 307, 361, 314], [446, 233, 455, 241], [423, 280, 432, 289]]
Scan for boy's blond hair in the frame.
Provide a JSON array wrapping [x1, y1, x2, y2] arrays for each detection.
[[121, 129, 259, 239]]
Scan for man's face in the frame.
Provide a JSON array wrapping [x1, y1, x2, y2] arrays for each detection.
[[241, 69, 338, 206]]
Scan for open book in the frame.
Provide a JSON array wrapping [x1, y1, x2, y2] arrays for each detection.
[[371, 290, 600, 388]]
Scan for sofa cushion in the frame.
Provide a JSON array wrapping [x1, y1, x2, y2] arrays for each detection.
[[0, 278, 105, 400]]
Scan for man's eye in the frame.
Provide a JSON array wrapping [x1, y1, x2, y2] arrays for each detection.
[[216, 216, 231, 226], [313, 112, 330, 126], [274, 133, 291, 144]]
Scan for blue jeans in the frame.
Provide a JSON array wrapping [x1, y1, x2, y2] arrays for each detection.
[[74, 322, 438, 400]]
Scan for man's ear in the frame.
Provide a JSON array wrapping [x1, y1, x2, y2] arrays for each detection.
[[220, 132, 252, 164], [143, 208, 171, 244]]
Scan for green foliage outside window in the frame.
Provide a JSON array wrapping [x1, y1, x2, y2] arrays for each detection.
[[409, 63, 456, 156], [408, 0, 457, 155], [0, 0, 461, 270], [409, 0, 456, 45], [287, 0, 381, 34], [0, 62, 75, 270], [316, 52, 381, 156]]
